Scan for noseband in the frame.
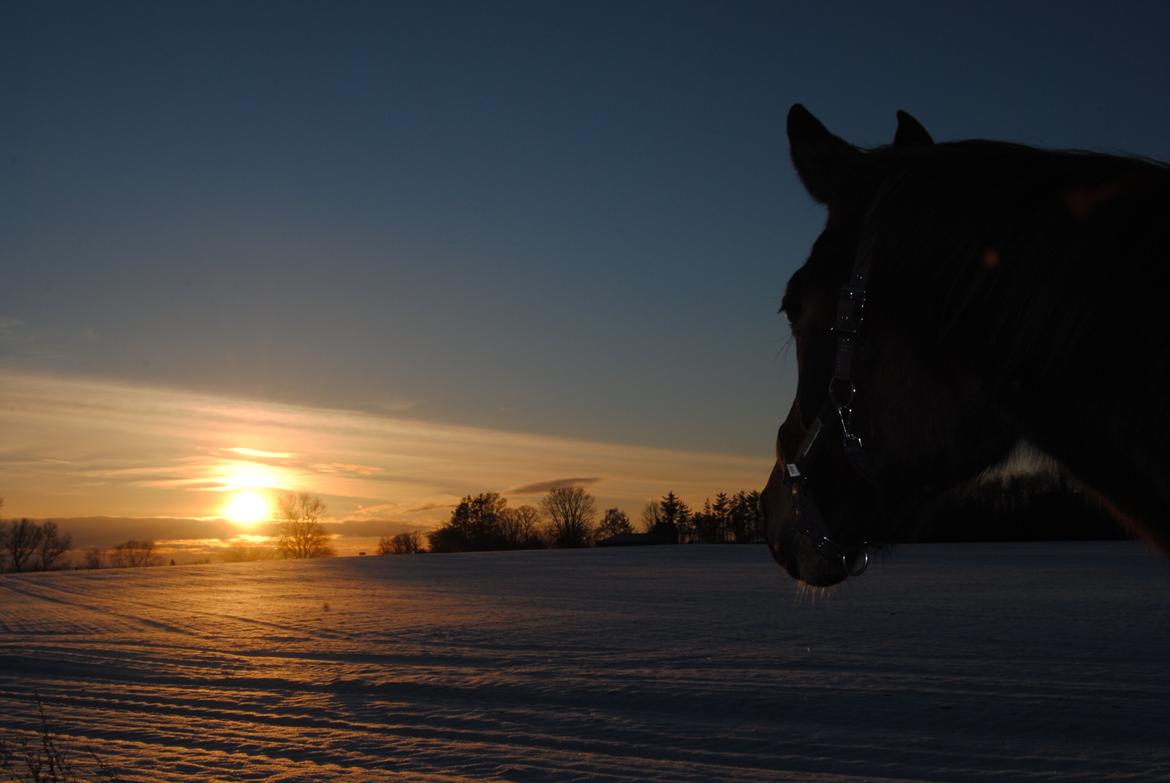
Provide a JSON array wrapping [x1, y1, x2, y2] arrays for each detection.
[[782, 246, 879, 577]]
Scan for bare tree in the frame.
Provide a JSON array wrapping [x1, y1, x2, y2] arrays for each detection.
[[640, 500, 663, 533], [541, 486, 596, 548], [110, 539, 159, 568], [597, 507, 633, 540], [378, 531, 424, 555], [499, 505, 545, 548], [35, 521, 72, 570], [276, 493, 334, 559], [4, 519, 44, 573]]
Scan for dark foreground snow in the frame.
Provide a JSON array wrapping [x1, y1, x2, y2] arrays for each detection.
[[1, 543, 1168, 782]]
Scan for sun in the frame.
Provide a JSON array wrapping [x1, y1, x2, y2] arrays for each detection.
[[224, 490, 271, 526]]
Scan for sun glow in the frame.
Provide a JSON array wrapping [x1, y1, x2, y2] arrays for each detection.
[[224, 490, 271, 526]]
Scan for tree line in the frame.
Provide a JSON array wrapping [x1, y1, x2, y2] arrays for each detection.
[[0, 515, 161, 573], [640, 490, 765, 544], [420, 486, 764, 553], [0, 488, 765, 569], [0, 493, 340, 571]]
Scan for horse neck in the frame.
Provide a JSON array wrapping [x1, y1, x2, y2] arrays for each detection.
[[976, 186, 1170, 551], [875, 157, 1170, 548], [1016, 376, 1170, 555]]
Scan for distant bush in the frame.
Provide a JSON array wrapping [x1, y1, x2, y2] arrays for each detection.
[[109, 540, 159, 568], [221, 543, 279, 563]]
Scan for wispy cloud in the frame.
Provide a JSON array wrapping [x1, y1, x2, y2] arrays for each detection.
[[224, 447, 294, 460], [310, 462, 384, 477], [508, 476, 602, 494], [406, 502, 455, 514]]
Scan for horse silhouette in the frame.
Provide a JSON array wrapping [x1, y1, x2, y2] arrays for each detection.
[[762, 104, 1170, 586]]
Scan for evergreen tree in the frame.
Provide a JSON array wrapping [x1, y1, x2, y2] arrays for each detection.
[[712, 492, 731, 543], [659, 491, 692, 543]]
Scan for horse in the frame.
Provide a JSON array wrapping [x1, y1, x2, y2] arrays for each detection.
[[761, 104, 1170, 587]]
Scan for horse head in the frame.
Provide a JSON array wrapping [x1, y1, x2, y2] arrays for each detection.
[[762, 106, 1024, 586]]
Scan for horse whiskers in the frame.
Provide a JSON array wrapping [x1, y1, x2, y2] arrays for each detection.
[[792, 579, 843, 603]]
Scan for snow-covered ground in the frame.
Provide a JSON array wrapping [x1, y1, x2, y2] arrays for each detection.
[[1, 543, 1168, 782]]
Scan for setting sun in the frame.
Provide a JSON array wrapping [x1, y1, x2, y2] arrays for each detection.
[[224, 490, 271, 526]]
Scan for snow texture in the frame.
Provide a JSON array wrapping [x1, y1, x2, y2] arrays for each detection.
[[1, 543, 1168, 782]]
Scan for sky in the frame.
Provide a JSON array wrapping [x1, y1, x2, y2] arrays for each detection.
[[4, 2, 1170, 544]]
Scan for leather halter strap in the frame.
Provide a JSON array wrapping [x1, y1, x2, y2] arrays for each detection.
[[789, 239, 876, 477], [782, 242, 879, 576]]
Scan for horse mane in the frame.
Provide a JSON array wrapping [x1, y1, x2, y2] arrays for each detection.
[[862, 140, 1170, 404]]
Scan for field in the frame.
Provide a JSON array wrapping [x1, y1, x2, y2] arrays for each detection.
[[1, 543, 1169, 782]]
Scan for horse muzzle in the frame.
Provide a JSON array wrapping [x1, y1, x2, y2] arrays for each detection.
[[762, 459, 865, 587]]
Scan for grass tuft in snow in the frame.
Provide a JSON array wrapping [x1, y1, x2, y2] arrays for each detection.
[[0, 695, 121, 783]]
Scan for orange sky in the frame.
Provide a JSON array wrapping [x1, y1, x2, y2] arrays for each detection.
[[0, 369, 770, 536]]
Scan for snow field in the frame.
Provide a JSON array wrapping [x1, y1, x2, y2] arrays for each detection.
[[1, 543, 1168, 782]]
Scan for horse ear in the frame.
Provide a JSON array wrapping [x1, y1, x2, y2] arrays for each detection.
[[787, 104, 861, 204], [893, 110, 933, 147]]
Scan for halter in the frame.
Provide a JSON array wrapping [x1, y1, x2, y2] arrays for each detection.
[[782, 245, 878, 577]]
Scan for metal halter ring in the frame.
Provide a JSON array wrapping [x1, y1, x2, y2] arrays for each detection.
[[848, 548, 870, 576], [799, 529, 871, 576]]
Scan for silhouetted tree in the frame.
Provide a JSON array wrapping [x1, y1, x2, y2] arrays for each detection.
[[110, 539, 158, 568], [597, 508, 633, 539], [691, 499, 716, 544], [4, 519, 43, 573], [541, 486, 596, 547], [711, 492, 731, 542], [659, 491, 692, 543], [729, 490, 764, 543], [640, 500, 662, 533], [429, 493, 510, 552], [379, 531, 424, 554], [276, 493, 334, 559], [35, 521, 72, 570], [500, 505, 546, 549]]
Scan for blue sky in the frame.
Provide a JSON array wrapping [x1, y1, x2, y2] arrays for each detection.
[[3, 2, 1170, 523]]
